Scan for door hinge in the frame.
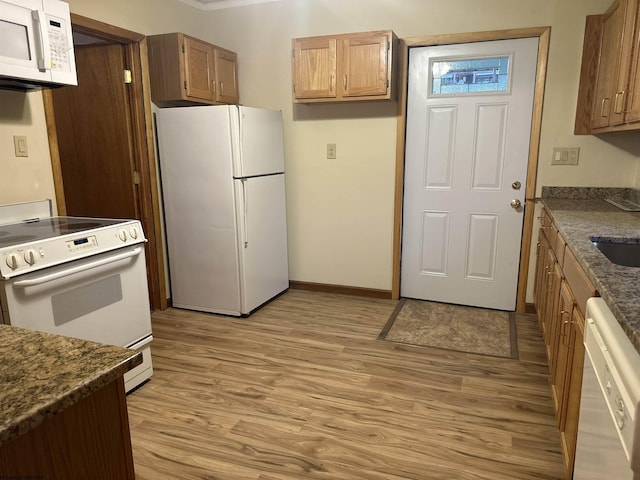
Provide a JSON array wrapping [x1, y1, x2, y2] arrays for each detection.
[[124, 69, 132, 84], [133, 171, 141, 185]]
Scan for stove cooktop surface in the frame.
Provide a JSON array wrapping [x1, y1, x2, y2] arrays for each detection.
[[0, 216, 129, 249]]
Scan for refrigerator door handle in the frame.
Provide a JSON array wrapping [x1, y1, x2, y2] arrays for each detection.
[[240, 178, 249, 248]]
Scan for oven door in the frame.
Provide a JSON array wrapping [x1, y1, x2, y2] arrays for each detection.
[[0, 245, 151, 347]]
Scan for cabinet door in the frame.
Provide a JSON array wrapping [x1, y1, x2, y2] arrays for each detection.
[[590, 0, 626, 129], [552, 281, 575, 424], [561, 310, 585, 479], [623, 0, 640, 122], [546, 261, 564, 379], [611, 0, 638, 125], [292, 37, 337, 99], [533, 229, 549, 324], [214, 48, 239, 104], [340, 33, 389, 97], [183, 36, 215, 102]]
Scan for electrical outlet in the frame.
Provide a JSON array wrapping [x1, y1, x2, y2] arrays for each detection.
[[551, 147, 580, 165], [326, 143, 336, 159]]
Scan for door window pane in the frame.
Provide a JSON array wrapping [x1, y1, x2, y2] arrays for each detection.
[[431, 56, 511, 96]]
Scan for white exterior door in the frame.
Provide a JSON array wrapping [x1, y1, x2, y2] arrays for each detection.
[[401, 38, 538, 310]]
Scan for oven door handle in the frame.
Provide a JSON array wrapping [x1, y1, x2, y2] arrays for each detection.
[[13, 247, 143, 288]]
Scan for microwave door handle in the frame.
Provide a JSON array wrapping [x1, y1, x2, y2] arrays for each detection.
[[32, 9, 51, 71], [12, 247, 143, 288]]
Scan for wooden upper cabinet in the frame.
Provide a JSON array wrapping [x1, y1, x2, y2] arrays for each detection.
[[575, 0, 640, 133], [147, 33, 239, 107], [292, 30, 397, 103]]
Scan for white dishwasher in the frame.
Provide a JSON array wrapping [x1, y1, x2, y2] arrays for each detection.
[[574, 297, 640, 479]]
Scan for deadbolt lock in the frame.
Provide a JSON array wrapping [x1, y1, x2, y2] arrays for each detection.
[[512, 181, 522, 190]]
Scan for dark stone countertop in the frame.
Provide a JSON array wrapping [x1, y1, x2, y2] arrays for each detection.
[[541, 191, 640, 353], [0, 324, 141, 446]]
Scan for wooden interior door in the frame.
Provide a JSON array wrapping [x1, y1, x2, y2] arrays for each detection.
[[51, 44, 137, 220]]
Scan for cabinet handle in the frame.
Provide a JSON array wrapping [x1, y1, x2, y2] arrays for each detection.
[[211, 80, 216, 93], [329, 74, 333, 92], [601, 97, 609, 117], [220, 82, 224, 93], [561, 317, 570, 346], [343, 74, 347, 90], [614, 91, 627, 114]]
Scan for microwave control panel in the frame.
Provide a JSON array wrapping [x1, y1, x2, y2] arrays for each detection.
[[47, 16, 71, 71]]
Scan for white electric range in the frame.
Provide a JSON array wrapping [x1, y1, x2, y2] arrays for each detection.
[[0, 200, 153, 392]]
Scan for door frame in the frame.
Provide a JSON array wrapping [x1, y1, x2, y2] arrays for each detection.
[[42, 13, 168, 311], [392, 27, 551, 312]]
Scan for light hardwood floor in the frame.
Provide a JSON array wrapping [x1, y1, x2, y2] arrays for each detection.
[[126, 290, 565, 480]]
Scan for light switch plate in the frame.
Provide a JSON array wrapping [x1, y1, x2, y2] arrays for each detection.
[[13, 135, 28, 157], [327, 143, 336, 159], [552, 147, 579, 165]]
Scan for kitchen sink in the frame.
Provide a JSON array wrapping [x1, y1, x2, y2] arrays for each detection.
[[591, 237, 640, 267]]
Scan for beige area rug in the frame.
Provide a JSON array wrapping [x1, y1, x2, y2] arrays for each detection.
[[379, 299, 518, 359]]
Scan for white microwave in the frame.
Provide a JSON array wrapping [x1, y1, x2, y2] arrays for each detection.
[[0, 0, 77, 89]]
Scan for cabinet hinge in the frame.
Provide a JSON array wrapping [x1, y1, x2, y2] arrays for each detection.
[[182, 44, 185, 53], [133, 171, 141, 185], [293, 84, 295, 93], [386, 79, 389, 89], [292, 49, 295, 58], [184, 80, 187, 90], [123, 69, 132, 84]]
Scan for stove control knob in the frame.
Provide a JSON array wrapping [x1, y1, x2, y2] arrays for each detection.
[[118, 229, 128, 242], [6, 253, 21, 270], [23, 249, 39, 265], [129, 227, 139, 240]]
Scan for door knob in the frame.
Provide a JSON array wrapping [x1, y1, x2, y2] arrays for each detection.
[[510, 199, 522, 209]]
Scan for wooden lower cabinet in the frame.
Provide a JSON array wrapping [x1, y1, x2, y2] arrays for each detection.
[[0, 377, 135, 479], [533, 208, 597, 478]]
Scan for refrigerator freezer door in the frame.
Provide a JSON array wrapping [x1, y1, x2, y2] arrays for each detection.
[[231, 106, 285, 178], [234, 174, 289, 313], [156, 106, 242, 315]]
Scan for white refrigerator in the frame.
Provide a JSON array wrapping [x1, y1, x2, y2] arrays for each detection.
[[156, 105, 289, 316]]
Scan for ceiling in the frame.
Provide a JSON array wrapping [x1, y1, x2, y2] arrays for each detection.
[[176, 0, 282, 10]]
